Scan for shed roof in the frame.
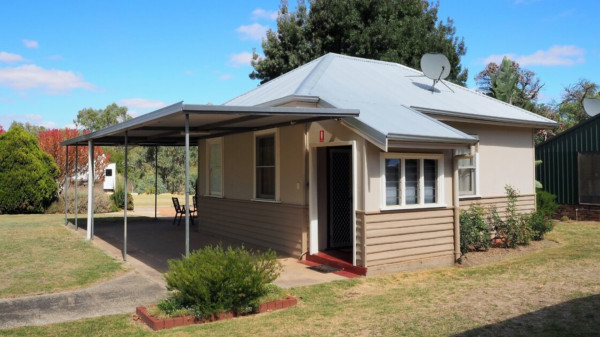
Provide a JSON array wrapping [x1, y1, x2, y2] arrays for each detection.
[[227, 53, 556, 148]]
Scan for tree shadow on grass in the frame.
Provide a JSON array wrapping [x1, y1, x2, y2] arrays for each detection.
[[454, 294, 600, 337]]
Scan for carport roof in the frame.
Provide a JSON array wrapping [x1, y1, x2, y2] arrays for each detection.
[[61, 102, 360, 146]]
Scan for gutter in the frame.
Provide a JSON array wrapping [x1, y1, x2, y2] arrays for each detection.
[[452, 144, 476, 263]]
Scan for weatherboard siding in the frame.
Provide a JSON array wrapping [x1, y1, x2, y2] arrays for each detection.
[[459, 194, 536, 216], [197, 197, 306, 257], [364, 208, 455, 272]]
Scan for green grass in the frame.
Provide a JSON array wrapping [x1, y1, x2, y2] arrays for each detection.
[[0, 214, 123, 298], [2, 221, 600, 336], [132, 193, 184, 207]]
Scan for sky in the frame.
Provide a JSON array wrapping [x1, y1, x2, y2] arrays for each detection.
[[1, 0, 598, 130]]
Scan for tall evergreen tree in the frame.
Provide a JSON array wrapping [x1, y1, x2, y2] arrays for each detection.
[[251, 0, 468, 85]]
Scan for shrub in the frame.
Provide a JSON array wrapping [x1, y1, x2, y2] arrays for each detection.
[[460, 204, 491, 255], [536, 190, 558, 219], [531, 211, 554, 241], [134, 174, 167, 194], [164, 245, 282, 318], [45, 185, 112, 214], [491, 186, 532, 248], [0, 126, 60, 213], [110, 176, 133, 211]]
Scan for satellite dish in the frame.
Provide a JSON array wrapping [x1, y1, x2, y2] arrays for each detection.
[[419, 53, 453, 93], [583, 98, 600, 117]]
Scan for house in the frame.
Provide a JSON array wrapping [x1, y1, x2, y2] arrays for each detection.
[[195, 53, 555, 274], [536, 112, 600, 220], [61, 53, 555, 275]]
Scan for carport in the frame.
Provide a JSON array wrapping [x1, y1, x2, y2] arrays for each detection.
[[61, 101, 359, 261]]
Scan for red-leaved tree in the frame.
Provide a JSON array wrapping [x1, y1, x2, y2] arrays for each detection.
[[38, 128, 109, 185], [0, 124, 5, 134]]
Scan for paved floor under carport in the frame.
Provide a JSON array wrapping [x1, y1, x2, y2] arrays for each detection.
[[78, 206, 346, 288]]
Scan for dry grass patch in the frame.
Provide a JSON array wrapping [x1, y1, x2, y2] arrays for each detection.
[[0, 214, 123, 298]]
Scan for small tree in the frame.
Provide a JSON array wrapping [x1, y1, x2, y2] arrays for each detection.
[[0, 124, 4, 134], [0, 126, 60, 213], [38, 128, 110, 185]]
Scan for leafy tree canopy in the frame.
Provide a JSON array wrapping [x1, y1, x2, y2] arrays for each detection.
[[0, 125, 4, 134], [475, 56, 544, 111], [74, 103, 131, 132], [0, 126, 60, 213], [250, 0, 468, 85]]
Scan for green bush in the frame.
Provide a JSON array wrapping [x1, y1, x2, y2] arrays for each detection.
[[460, 204, 491, 255], [0, 126, 60, 213], [110, 176, 133, 211], [164, 245, 282, 318], [134, 174, 167, 194], [530, 211, 554, 241], [491, 186, 532, 248], [536, 190, 558, 219]]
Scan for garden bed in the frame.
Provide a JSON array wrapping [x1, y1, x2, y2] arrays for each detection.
[[136, 296, 298, 331]]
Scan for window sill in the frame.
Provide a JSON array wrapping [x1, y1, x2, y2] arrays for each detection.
[[202, 194, 224, 199], [380, 204, 447, 211], [251, 198, 281, 204], [459, 195, 481, 200]]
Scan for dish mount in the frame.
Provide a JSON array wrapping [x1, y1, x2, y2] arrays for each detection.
[[414, 53, 454, 93]]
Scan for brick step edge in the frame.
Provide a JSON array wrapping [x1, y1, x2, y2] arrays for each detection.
[[136, 296, 298, 331]]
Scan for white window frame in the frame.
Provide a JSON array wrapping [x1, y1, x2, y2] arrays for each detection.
[[455, 148, 480, 199], [205, 137, 223, 197], [380, 153, 445, 210], [253, 128, 280, 202]]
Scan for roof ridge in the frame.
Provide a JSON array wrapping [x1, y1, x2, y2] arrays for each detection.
[[296, 54, 334, 95]]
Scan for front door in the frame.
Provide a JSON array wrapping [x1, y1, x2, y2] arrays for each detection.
[[327, 146, 353, 249]]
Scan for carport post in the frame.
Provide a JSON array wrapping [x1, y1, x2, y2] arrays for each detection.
[[74, 146, 78, 230], [64, 145, 69, 226], [185, 114, 190, 257], [123, 131, 128, 261], [154, 145, 158, 220], [86, 140, 94, 241]]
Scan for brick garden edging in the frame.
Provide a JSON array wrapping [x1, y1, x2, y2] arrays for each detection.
[[136, 296, 298, 331]]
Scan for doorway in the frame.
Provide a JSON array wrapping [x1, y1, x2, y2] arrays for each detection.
[[327, 146, 353, 250]]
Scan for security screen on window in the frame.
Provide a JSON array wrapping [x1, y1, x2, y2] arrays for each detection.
[[578, 153, 600, 205], [256, 134, 275, 199]]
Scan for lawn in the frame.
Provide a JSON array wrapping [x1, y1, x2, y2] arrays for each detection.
[[132, 193, 184, 208], [2, 221, 600, 336], [0, 214, 123, 298]]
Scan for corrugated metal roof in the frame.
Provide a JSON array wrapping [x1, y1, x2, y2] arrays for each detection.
[[227, 53, 556, 148]]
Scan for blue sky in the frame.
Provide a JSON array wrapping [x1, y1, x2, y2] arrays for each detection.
[[1, 0, 598, 129]]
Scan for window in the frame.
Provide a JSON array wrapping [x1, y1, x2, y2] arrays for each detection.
[[105, 169, 112, 177], [382, 154, 444, 208], [456, 147, 478, 197], [207, 138, 223, 196], [578, 153, 600, 205], [255, 130, 278, 200]]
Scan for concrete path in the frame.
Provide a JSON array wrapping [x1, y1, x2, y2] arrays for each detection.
[[0, 272, 167, 330]]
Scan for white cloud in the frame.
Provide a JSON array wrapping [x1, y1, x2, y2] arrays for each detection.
[[219, 74, 233, 81], [0, 113, 57, 129], [22, 39, 39, 49], [228, 52, 253, 67], [252, 8, 278, 21], [0, 64, 95, 93], [0, 52, 25, 63], [236, 23, 268, 41], [482, 45, 585, 67], [117, 98, 166, 110]]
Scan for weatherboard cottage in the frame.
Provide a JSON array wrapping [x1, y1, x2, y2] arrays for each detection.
[[62, 53, 556, 275]]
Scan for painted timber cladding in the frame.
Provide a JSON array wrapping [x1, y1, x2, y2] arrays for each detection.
[[460, 195, 536, 216], [364, 209, 455, 271], [197, 197, 307, 257], [536, 114, 600, 204]]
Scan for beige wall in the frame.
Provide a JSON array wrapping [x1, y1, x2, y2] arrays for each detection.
[[448, 122, 536, 197]]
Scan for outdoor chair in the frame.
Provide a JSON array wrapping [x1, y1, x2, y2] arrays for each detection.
[[171, 197, 197, 226]]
